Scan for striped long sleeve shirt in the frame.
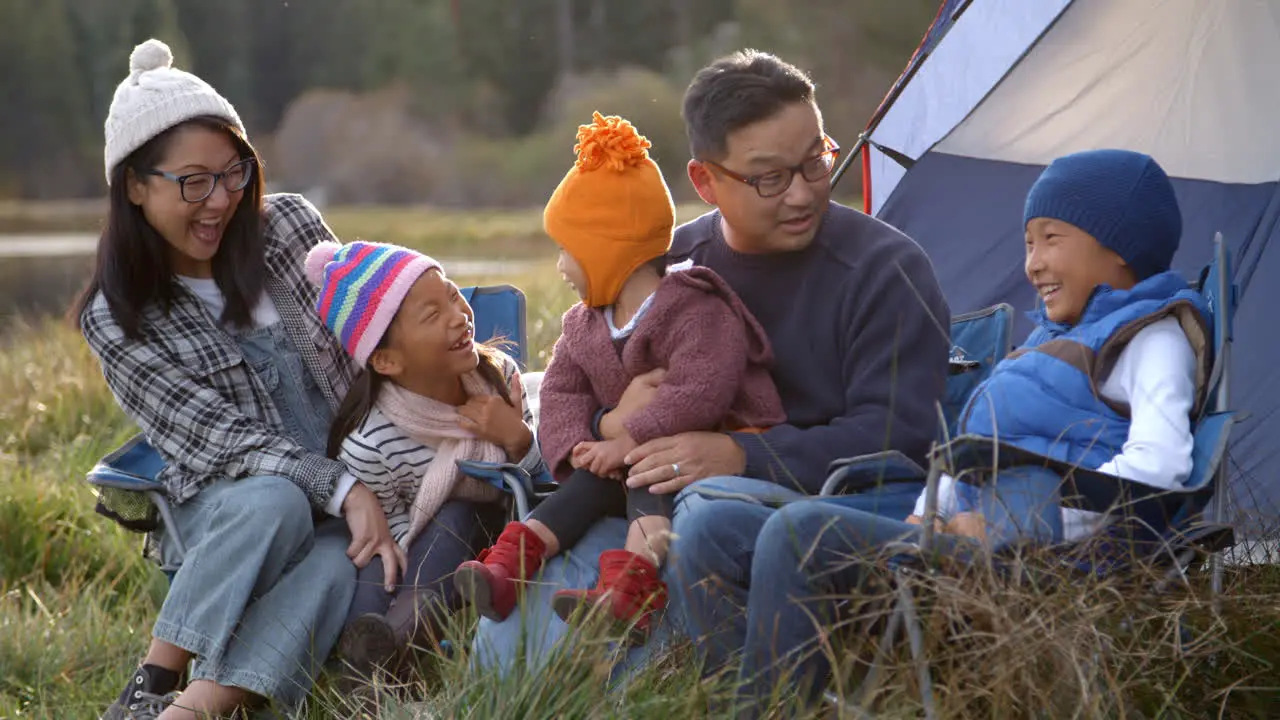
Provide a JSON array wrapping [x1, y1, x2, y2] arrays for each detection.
[[338, 354, 545, 542]]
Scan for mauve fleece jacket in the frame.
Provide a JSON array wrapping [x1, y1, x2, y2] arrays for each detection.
[[538, 265, 786, 480], [668, 202, 951, 493]]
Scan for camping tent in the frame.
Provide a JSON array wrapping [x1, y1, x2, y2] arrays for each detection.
[[843, 0, 1280, 542]]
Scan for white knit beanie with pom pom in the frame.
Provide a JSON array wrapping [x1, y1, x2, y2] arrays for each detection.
[[103, 38, 246, 185]]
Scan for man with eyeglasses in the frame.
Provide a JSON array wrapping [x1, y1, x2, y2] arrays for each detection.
[[469, 50, 950, 684], [621, 49, 951, 681]]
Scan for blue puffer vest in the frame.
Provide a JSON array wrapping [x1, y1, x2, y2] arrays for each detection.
[[960, 271, 1212, 468]]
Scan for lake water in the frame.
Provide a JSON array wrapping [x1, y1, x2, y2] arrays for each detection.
[[0, 233, 535, 334]]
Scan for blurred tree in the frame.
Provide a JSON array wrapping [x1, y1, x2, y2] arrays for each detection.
[[0, 0, 94, 196], [0, 0, 936, 199], [455, 0, 560, 135], [733, 0, 938, 174], [67, 0, 187, 134]]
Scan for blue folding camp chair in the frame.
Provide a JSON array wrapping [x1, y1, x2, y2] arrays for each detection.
[[86, 284, 556, 575], [826, 234, 1239, 719], [820, 302, 1015, 496]]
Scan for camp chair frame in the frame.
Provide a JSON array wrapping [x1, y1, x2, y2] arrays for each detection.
[[823, 233, 1238, 719], [86, 284, 555, 573], [820, 302, 1014, 497]]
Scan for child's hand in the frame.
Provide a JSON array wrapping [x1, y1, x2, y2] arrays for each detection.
[[943, 511, 988, 541], [904, 514, 945, 533], [570, 441, 591, 469], [458, 396, 533, 459], [577, 437, 636, 478]]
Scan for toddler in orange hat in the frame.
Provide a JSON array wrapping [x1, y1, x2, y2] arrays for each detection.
[[455, 112, 784, 642]]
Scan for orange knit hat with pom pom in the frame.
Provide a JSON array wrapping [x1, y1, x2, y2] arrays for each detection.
[[543, 112, 676, 308]]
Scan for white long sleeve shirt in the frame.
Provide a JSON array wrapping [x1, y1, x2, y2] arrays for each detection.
[[913, 316, 1199, 541]]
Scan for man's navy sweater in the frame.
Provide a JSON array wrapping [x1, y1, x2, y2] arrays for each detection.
[[670, 202, 951, 493]]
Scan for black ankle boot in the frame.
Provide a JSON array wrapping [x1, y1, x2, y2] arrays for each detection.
[[337, 612, 400, 694], [384, 588, 445, 652], [336, 589, 445, 693], [101, 664, 182, 720]]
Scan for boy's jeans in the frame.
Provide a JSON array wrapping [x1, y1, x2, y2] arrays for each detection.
[[697, 466, 1063, 715], [668, 477, 926, 677]]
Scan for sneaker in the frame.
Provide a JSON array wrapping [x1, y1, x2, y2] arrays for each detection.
[[454, 522, 546, 621], [551, 549, 667, 643], [101, 664, 182, 720]]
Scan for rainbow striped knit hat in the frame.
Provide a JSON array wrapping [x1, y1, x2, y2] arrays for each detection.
[[304, 240, 442, 367]]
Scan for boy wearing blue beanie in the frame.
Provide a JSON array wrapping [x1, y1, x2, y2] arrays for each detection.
[[909, 148, 1214, 543], [700, 149, 1220, 712]]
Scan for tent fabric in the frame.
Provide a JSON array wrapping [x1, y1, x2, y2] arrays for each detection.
[[861, 0, 1280, 536], [861, 0, 969, 133], [938, 0, 1280, 185], [866, 0, 1072, 212]]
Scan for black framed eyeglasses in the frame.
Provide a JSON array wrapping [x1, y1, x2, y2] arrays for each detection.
[[145, 158, 256, 203], [701, 139, 841, 198]]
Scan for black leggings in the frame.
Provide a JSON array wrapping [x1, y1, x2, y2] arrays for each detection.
[[528, 468, 673, 550]]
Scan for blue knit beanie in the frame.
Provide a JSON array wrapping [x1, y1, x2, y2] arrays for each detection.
[[1023, 149, 1182, 280]]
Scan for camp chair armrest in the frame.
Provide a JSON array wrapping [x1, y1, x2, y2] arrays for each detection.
[[456, 459, 558, 519], [933, 435, 1198, 515], [822, 451, 927, 496], [86, 467, 168, 493]]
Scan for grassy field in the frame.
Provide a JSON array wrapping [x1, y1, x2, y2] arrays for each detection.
[[2, 208, 1280, 718]]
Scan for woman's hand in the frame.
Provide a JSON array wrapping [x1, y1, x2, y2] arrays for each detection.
[[341, 483, 406, 592], [458, 395, 533, 459]]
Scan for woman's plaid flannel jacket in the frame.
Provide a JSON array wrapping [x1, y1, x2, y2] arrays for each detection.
[[81, 194, 357, 509]]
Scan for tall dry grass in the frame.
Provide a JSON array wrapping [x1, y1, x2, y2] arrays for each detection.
[[1, 225, 1277, 718], [807, 546, 1280, 719]]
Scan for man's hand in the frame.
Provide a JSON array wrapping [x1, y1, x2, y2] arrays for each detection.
[[574, 436, 636, 479], [458, 395, 534, 459], [342, 483, 407, 592], [599, 368, 666, 440], [624, 432, 746, 495]]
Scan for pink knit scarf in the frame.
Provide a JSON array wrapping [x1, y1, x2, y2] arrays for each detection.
[[375, 371, 506, 547]]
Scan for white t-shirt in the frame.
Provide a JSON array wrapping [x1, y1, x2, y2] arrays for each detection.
[[913, 316, 1199, 541], [177, 275, 282, 328]]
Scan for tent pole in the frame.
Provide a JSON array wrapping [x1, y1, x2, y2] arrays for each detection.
[[830, 133, 868, 192], [1210, 330, 1232, 604], [830, 1, 973, 211]]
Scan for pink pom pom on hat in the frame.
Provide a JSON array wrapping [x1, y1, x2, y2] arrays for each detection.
[[305, 240, 442, 367]]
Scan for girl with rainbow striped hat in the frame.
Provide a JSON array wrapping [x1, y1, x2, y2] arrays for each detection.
[[304, 240, 546, 683]]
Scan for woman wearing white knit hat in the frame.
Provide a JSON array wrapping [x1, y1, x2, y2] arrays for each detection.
[[82, 39, 398, 720]]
